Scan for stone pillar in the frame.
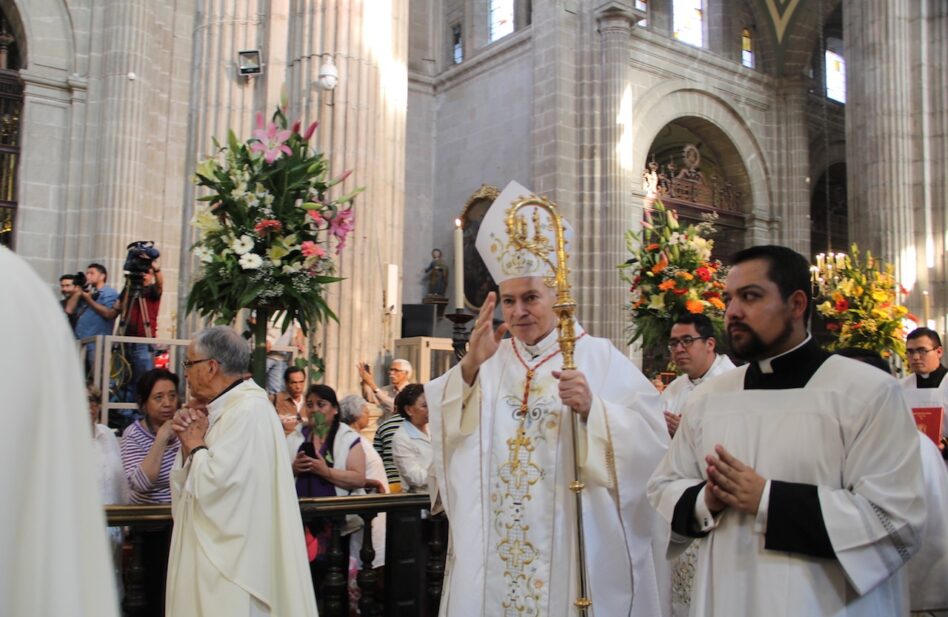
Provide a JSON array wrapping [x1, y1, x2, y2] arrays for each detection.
[[844, 0, 916, 287], [772, 77, 810, 256], [582, 3, 638, 349], [286, 0, 409, 393], [92, 0, 153, 265]]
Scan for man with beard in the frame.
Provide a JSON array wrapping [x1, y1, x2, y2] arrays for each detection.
[[647, 245, 925, 617]]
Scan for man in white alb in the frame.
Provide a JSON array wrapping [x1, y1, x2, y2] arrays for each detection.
[[659, 313, 735, 617], [648, 244, 926, 617], [167, 326, 318, 617], [661, 313, 735, 439], [426, 181, 670, 617]]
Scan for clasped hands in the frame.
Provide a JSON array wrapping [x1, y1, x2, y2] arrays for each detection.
[[460, 291, 593, 420], [705, 444, 767, 516], [172, 400, 209, 456]]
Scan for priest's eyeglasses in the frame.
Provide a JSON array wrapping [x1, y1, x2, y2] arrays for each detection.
[[183, 358, 213, 369], [906, 347, 937, 357], [667, 336, 707, 350]]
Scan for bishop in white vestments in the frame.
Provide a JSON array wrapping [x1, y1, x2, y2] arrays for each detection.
[[426, 182, 670, 617], [167, 326, 318, 617], [648, 245, 926, 617]]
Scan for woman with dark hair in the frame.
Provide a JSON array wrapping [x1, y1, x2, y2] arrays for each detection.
[[119, 368, 181, 504], [290, 385, 367, 600], [391, 383, 431, 493], [117, 367, 180, 617]]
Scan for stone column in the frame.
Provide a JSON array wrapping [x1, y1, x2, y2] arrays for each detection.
[[92, 0, 153, 265], [772, 77, 810, 256], [844, 0, 915, 286], [286, 0, 409, 393], [582, 3, 638, 349]]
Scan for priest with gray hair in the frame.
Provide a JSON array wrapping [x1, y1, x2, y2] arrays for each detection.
[[167, 326, 318, 617]]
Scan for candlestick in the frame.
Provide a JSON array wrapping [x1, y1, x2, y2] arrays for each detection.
[[924, 290, 931, 324], [454, 218, 465, 309]]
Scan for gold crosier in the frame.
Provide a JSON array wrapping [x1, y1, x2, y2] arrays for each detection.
[[504, 196, 591, 615]]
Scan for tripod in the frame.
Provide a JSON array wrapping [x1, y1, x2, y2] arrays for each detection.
[[112, 273, 155, 427]]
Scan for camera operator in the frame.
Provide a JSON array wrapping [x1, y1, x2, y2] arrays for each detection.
[[59, 274, 78, 328], [64, 263, 120, 372], [115, 253, 163, 404]]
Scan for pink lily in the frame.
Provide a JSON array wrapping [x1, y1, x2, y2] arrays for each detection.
[[251, 112, 293, 163], [303, 121, 318, 140], [291, 119, 301, 134], [307, 209, 325, 224], [329, 208, 355, 253]]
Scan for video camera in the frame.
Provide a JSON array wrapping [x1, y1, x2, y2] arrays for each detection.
[[123, 240, 160, 277]]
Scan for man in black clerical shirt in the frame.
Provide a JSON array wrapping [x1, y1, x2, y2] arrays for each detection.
[[901, 326, 948, 457], [647, 245, 925, 617]]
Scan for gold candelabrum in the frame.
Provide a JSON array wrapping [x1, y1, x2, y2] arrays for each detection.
[[810, 251, 849, 297], [504, 195, 591, 614]]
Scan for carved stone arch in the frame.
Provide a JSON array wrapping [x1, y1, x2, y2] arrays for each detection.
[[0, 0, 76, 75], [632, 81, 774, 238]]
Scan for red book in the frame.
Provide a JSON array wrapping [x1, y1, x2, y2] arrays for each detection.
[[912, 407, 944, 446]]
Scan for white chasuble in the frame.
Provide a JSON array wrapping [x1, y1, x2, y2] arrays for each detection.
[[427, 325, 671, 617], [166, 380, 318, 617], [649, 357, 926, 617]]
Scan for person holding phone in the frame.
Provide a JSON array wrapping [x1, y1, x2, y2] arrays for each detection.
[[290, 384, 367, 593], [357, 358, 412, 421]]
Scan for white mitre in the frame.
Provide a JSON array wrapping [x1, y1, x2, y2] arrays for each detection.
[[474, 180, 574, 284]]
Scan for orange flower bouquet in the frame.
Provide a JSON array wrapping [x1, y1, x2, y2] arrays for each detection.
[[619, 200, 727, 353]]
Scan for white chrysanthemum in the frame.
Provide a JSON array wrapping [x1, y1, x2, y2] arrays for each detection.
[[239, 252, 263, 270], [232, 234, 255, 255]]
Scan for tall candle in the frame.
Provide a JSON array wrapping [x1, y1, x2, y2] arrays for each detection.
[[924, 290, 931, 324], [454, 219, 464, 309]]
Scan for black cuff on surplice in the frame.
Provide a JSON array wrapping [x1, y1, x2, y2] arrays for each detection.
[[764, 480, 836, 559], [671, 481, 711, 538]]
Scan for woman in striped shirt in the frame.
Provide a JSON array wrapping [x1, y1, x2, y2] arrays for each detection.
[[120, 368, 181, 504], [118, 367, 180, 617]]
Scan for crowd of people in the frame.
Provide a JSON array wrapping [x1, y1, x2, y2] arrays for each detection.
[[5, 187, 948, 617]]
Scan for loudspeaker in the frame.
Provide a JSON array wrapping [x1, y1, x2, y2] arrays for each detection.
[[401, 303, 436, 337]]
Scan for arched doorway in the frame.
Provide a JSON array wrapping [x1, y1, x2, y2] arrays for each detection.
[[0, 7, 21, 249], [643, 117, 751, 263]]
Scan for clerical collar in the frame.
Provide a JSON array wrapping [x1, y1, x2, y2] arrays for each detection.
[[208, 378, 247, 405], [517, 327, 562, 360], [915, 364, 948, 389], [744, 336, 830, 390]]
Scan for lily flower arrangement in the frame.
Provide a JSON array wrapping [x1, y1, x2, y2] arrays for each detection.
[[619, 200, 727, 353], [187, 105, 363, 381], [813, 244, 915, 359]]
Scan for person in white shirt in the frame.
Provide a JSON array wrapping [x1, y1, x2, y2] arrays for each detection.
[[391, 383, 431, 493], [900, 327, 948, 458], [648, 244, 925, 617], [661, 313, 736, 439]]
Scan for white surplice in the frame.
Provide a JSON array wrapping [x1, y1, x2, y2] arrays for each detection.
[[0, 247, 120, 617], [648, 355, 926, 617], [659, 353, 736, 617], [907, 434, 948, 612], [166, 380, 318, 617], [660, 354, 736, 416], [426, 325, 670, 617]]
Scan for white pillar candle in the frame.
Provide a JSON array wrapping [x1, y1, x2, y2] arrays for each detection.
[[454, 218, 464, 309]]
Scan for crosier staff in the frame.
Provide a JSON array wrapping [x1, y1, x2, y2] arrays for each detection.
[[504, 195, 591, 615]]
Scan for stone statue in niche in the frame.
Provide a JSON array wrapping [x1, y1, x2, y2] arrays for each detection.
[[424, 248, 449, 297]]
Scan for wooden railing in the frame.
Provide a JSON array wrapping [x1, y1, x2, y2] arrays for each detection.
[[107, 493, 447, 617]]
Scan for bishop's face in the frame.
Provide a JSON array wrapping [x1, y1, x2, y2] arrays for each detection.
[[500, 277, 558, 346], [724, 258, 803, 361]]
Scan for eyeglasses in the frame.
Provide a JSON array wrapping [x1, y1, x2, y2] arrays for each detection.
[[906, 348, 938, 358], [667, 336, 707, 351], [183, 358, 213, 369]]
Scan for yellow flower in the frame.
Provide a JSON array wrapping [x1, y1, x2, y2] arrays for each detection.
[[676, 271, 695, 281]]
